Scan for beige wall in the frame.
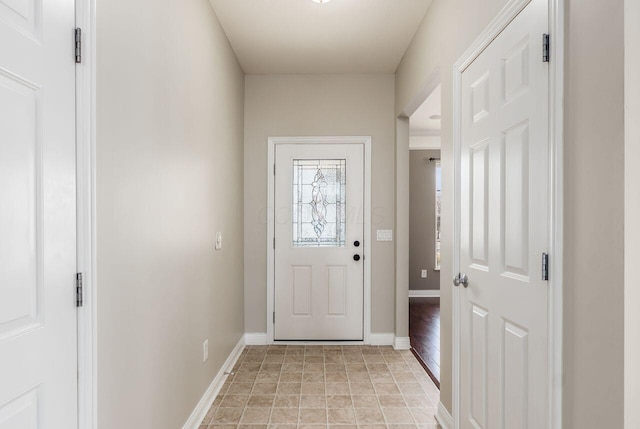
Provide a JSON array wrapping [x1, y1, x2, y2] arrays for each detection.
[[396, 0, 626, 423], [96, 1, 245, 427], [244, 74, 396, 335], [409, 150, 441, 291], [563, 0, 625, 427], [626, 1, 640, 426], [395, 0, 509, 412], [396, 117, 411, 338]]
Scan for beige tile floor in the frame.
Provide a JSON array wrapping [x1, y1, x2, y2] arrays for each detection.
[[199, 345, 441, 429]]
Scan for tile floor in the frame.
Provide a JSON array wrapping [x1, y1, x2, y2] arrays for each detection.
[[199, 345, 441, 429]]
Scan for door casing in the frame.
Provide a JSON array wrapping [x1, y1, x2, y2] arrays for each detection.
[[267, 136, 372, 345], [452, 0, 564, 428], [76, 0, 97, 428]]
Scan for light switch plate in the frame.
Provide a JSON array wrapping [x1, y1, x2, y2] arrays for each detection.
[[421, 270, 428, 278], [215, 232, 222, 250], [376, 229, 393, 242]]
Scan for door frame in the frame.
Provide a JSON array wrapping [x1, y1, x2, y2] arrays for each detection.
[[76, 0, 97, 427], [266, 136, 372, 345], [396, 69, 442, 352], [626, 0, 640, 424], [452, 0, 564, 428]]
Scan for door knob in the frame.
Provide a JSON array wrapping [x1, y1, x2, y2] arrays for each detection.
[[453, 273, 469, 288], [354, 240, 360, 247], [353, 254, 361, 261]]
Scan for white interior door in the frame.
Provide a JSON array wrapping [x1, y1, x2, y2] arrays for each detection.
[[274, 143, 364, 340], [458, 0, 549, 427], [0, 0, 78, 427]]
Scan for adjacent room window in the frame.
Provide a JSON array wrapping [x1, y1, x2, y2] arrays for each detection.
[[435, 161, 441, 270], [292, 159, 346, 247]]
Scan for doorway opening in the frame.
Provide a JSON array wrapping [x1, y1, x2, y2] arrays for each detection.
[[408, 84, 442, 387]]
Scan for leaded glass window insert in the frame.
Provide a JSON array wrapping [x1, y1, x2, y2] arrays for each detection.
[[292, 159, 346, 247]]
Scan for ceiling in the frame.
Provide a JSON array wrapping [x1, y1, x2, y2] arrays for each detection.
[[209, 0, 433, 74], [409, 84, 440, 149], [410, 84, 441, 136]]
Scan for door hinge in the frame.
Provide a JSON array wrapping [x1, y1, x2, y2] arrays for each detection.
[[541, 253, 549, 281], [75, 28, 82, 64], [273, 237, 275, 249], [542, 33, 550, 62], [76, 273, 84, 307], [273, 164, 276, 175], [273, 312, 275, 324]]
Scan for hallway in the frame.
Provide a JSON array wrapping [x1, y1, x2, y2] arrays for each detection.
[[4, 0, 623, 427], [201, 345, 440, 428]]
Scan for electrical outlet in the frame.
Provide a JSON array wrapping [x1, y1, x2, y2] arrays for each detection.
[[203, 339, 209, 362], [421, 270, 428, 278], [215, 232, 222, 250]]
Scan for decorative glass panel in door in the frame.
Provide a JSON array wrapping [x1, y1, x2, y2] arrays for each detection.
[[292, 159, 346, 247]]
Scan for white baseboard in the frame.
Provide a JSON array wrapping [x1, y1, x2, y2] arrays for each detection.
[[436, 402, 453, 429], [244, 332, 399, 347], [244, 333, 268, 345], [369, 333, 395, 346], [182, 336, 246, 429], [274, 340, 365, 345], [393, 336, 411, 350], [408, 289, 441, 298]]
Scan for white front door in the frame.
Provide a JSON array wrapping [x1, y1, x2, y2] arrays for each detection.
[[458, 0, 549, 427], [274, 143, 364, 340], [0, 0, 78, 427]]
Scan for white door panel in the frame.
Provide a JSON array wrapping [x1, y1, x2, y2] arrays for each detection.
[[275, 144, 364, 340], [0, 0, 77, 427], [459, 0, 549, 428]]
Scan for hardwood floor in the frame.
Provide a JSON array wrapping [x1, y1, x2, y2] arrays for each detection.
[[408, 297, 440, 388]]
